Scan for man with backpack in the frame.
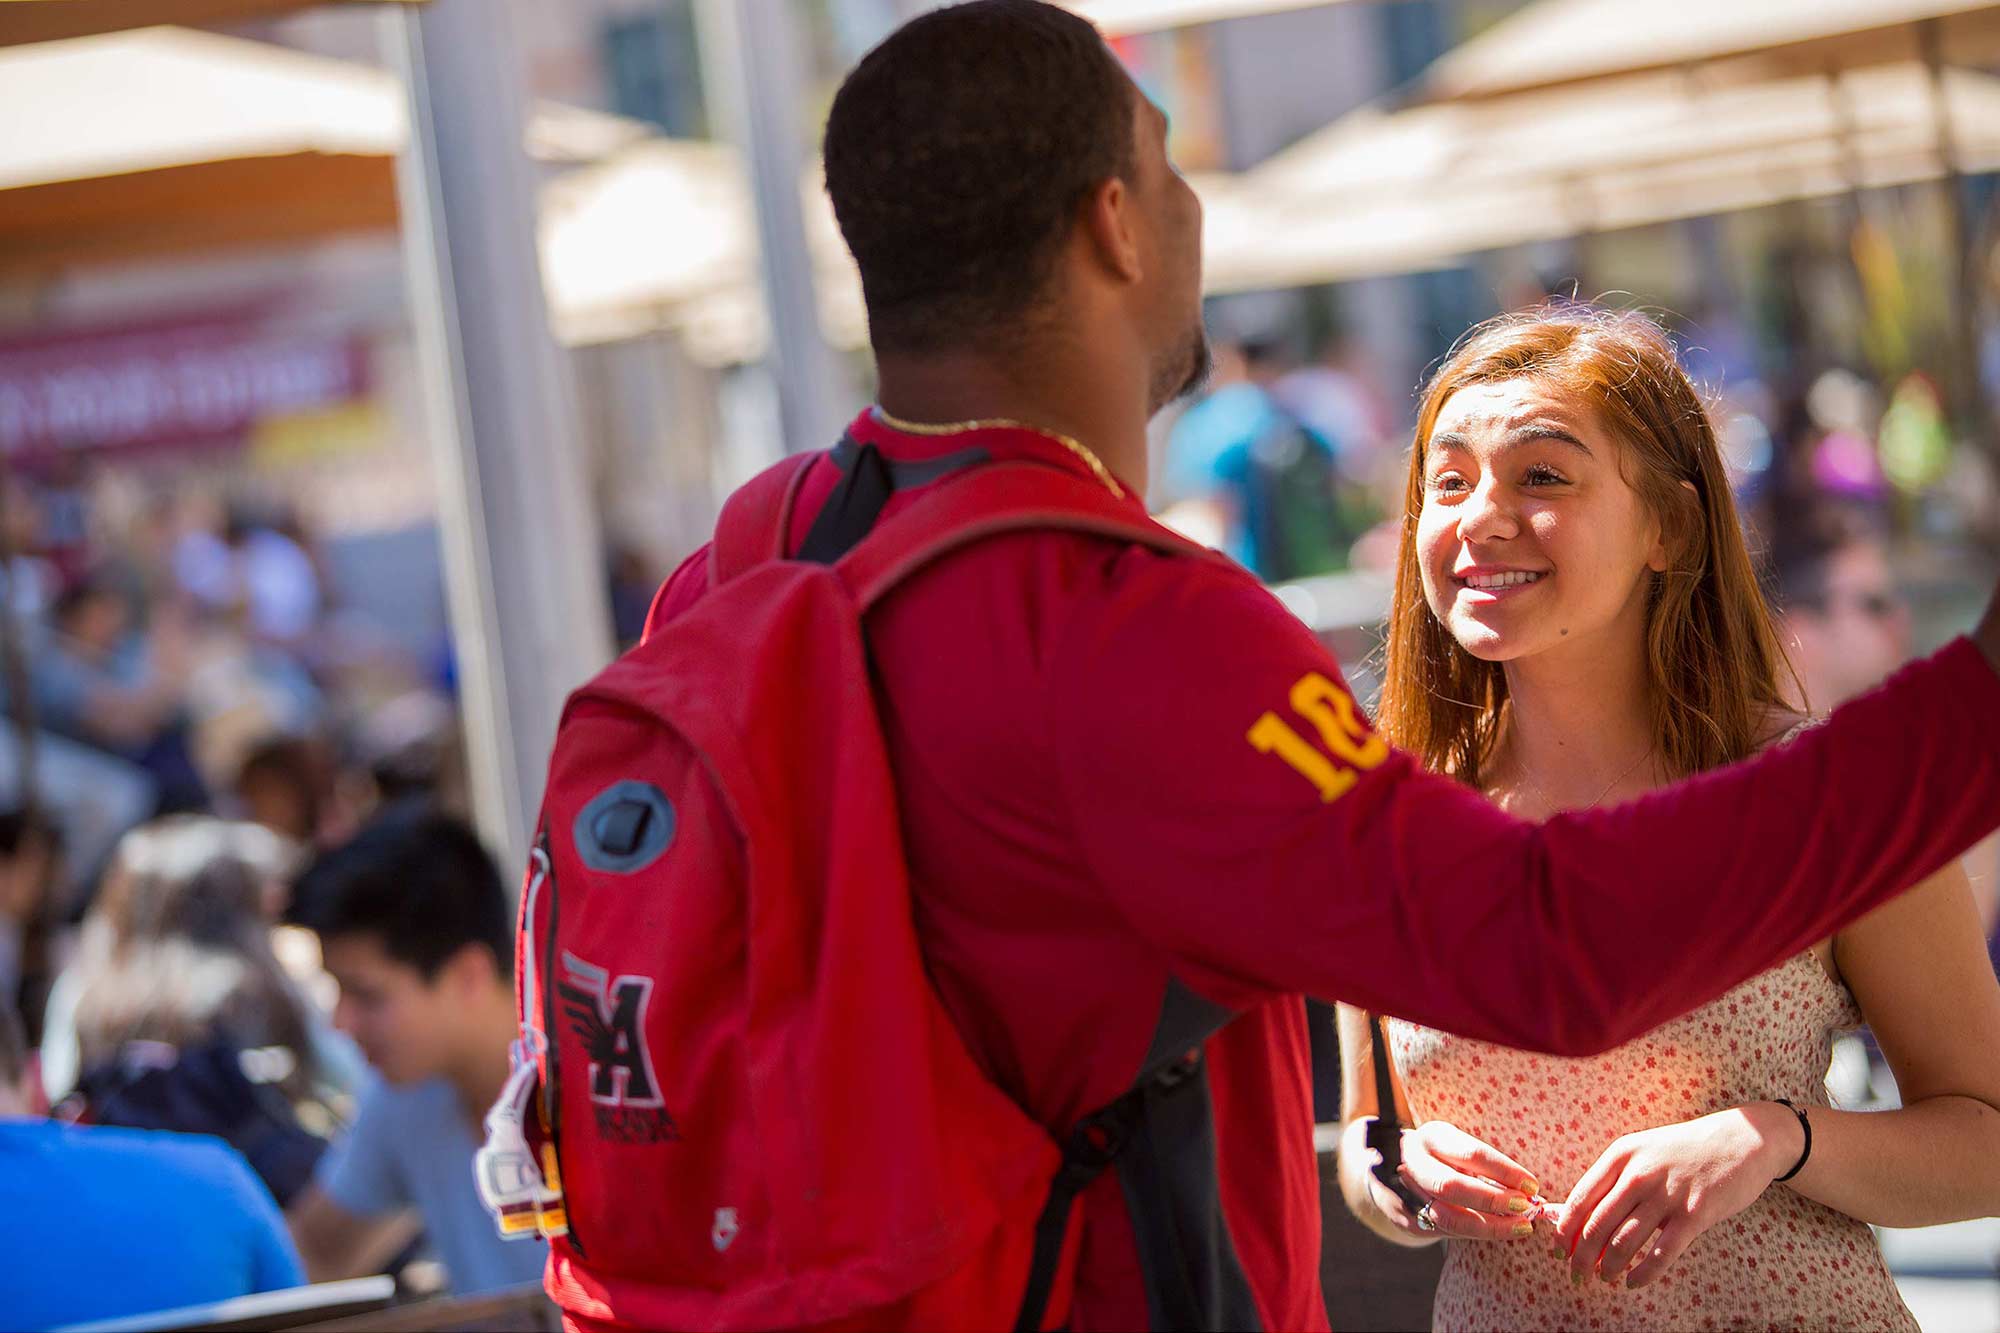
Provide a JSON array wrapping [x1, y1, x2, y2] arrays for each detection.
[[501, 4, 2000, 1330]]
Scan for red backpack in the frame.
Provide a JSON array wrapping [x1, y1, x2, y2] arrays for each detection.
[[488, 452, 1221, 1332]]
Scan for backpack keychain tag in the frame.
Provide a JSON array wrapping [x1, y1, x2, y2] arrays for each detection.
[[475, 845, 568, 1240]]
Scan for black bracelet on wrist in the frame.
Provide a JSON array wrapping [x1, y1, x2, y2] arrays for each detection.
[[1770, 1098, 1812, 1183]]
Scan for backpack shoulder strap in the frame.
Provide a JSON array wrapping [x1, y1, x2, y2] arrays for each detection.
[[837, 461, 1222, 612], [708, 451, 820, 588]]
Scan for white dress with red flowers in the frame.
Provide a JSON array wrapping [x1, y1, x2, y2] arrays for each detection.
[[1387, 950, 1917, 1332]]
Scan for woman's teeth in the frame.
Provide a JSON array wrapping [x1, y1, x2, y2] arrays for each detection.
[[1463, 571, 1545, 590]]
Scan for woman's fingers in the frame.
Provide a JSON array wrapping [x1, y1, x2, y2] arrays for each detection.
[[1396, 1156, 1536, 1226], [1401, 1124, 1538, 1219], [1556, 1143, 1628, 1253], [1409, 1193, 1538, 1241], [1365, 1165, 1532, 1243], [1623, 1218, 1699, 1289], [1414, 1121, 1541, 1196], [1595, 1206, 1667, 1283], [1567, 1181, 1647, 1282]]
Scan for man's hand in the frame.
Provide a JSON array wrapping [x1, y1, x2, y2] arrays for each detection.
[[1980, 582, 2000, 675]]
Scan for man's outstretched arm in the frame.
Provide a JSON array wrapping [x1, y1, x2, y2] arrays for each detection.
[[1053, 555, 2000, 1055]]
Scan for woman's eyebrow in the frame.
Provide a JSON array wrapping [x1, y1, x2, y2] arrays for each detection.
[[1427, 431, 1470, 451], [1506, 423, 1592, 455]]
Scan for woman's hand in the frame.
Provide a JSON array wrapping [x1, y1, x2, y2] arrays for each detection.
[[1555, 1103, 1802, 1288], [1368, 1120, 1543, 1242]]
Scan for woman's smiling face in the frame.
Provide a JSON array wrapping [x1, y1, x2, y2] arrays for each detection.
[[1417, 377, 1668, 663]]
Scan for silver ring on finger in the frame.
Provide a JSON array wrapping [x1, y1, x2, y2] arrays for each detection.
[[1416, 1203, 1439, 1233]]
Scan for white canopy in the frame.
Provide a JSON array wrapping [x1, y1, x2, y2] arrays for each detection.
[[1421, 0, 2000, 103], [1202, 61, 2000, 291], [0, 26, 648, 272]]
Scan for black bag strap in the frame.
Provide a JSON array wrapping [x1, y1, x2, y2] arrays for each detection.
[[1364, 1013, 1428, 1215], [796, 437, 895, 563], [1012, 1050, 1205, 1333]]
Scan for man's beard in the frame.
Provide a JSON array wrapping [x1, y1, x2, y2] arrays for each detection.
[[1148, 323, 1213, 417]]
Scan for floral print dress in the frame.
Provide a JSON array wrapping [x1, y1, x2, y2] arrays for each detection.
[[1387, 951, 1917, 1332]]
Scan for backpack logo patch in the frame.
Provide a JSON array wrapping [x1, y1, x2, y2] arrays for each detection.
[[558, 952, 680, 1144]]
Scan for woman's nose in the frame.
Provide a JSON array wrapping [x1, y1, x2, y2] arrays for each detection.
[[1457, 478, 1519, 544]]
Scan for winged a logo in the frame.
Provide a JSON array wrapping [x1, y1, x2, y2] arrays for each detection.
[[557, 952, 663, 1108]]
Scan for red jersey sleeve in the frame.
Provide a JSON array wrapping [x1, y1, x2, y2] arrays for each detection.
[[1048, 550, 2000, 1056]]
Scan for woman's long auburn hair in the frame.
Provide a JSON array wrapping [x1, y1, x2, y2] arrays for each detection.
[[1376, 305, 1800, 786]]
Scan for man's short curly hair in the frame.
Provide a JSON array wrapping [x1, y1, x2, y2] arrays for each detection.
[[823, 0, 1136, 354]]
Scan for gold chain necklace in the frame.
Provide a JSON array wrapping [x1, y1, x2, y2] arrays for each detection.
[[870, 405, 1124, 499], [1516, 746, 1653, 815]]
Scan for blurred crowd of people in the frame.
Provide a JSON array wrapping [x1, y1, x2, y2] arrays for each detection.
[[0, 459, 507, 1328], [0, 462, 467, 1017], [2, 798, 541, 1328]]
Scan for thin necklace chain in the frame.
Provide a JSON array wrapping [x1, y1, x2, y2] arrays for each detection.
[[1517, 745, 1654, 815], [870, 405, 1124, 498]]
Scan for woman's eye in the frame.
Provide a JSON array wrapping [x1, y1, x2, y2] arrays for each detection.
[[1523, 464, 1568, 486], [1428, 474, 1469, 495]]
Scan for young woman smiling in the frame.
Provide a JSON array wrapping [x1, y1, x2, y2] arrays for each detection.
[[1336, 307, 2000, 1331]]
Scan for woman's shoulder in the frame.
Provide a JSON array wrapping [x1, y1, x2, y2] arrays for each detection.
[[1752, 705, 1818, 753]]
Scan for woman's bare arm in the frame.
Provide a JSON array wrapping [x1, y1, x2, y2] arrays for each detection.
[[1334, 1003, 1438, 1248], [1785, 860, 2000, 1226]]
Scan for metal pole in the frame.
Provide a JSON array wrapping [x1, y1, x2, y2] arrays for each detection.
[[383, 0, 614, 874], [695, 0, 853, 454]]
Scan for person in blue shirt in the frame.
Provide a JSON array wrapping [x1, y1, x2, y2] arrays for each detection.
[[1160, 339, 1358, 582], [0, 1002, 304, 1330], [284, 807, 548, 1297]]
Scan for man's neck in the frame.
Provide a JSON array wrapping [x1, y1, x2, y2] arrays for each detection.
[[445, 995, 519, 1126], [874, 343, 1152, 494]]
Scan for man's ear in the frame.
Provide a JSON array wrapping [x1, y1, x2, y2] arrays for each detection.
[[1078, 175, 1143, 284], [441, 940, 502, 997]]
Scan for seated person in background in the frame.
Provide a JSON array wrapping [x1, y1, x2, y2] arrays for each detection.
[[285, 805, 546, 1296], [0, 1000, 304, 1330], [50, 817, 332, 1206], [231, 733, 340, 847], [32, 573, 205, 810]]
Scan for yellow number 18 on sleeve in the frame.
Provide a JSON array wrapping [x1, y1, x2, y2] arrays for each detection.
[[1246, 671, 1389, 803]]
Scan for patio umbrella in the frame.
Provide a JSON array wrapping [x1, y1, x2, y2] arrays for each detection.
[[537, 142, 865, 363], [1419, 0, 2000, 104], [1204, 61, 2000, 292], [0, 0, 419, 48], [0, 25, 646, 275], [1063, 0, 1352, 35]]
